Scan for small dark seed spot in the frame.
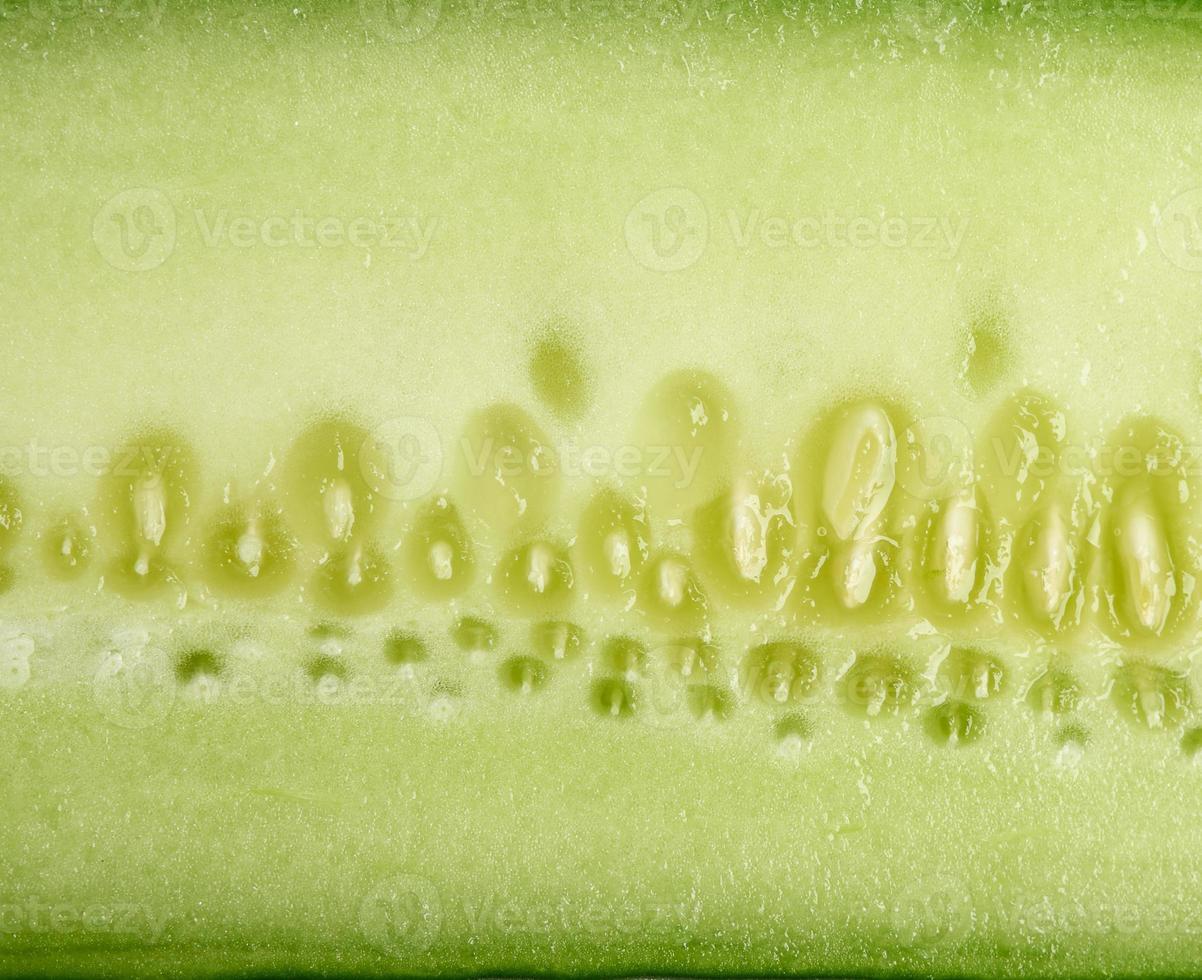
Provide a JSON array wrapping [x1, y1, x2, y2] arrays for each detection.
[[384, 629, 427, 665], [452, 616, 497, 652], [176, 648, 221, 684]]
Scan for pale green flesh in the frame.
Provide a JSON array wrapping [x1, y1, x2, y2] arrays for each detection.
[[2, 3, 1202, 978]]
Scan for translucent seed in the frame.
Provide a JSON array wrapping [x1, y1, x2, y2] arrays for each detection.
[[496, 540, 574, 612], [311, 544, 392, 615], [591, 677, 635, 719], [633, 370, 739, 515], [742, 641, 820, 705], [205, 503, 295, 596], [1113, 489, 1174, 635], [102, 428, 194, 595], [941, 647, 1006, 701], [822, 402, 897, 542], [830, 538, 879, 609], [404, 498, 474, 598], [1112, 662, 1191, 730], [531, 621, 583, 661], [43, 515, 92, 579], [1026, 668, 1081, 717], [927, 489, 980, 606], [659, 637, 719, 678], [452, 616, 497, 653], [693, 476, 793, 601], [456, 403, 560, 538], [639, 553, 708, 629], [1019, 504, 1074, 622], [687, 684, 734, 722], [383, 629, 427, 666], [602, 636, 648, 678], [577, 488, 646, 594], [284, 416, 382, 543], [0, 477, 21, 550], [500, 655, 550, 695], [842, 653, 917, 718], [926, 700, 985, 747]]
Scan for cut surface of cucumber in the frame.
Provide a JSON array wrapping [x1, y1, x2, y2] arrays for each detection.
[[3, 2, 1202, 977]]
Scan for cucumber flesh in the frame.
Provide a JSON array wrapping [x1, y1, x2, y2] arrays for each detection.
[[3, 3, 1202, 978]]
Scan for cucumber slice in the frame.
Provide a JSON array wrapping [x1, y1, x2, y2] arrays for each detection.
[[3, 3, 1202, 978]]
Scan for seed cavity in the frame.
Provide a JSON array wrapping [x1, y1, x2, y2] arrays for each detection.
[[925, 489, 981, 606], [205, 503, 295, 596], [774, 712, 813, 760], [43, 514, 92, 579], [175, 648, 221, 684], [452, 616, 498, 654], [1181, 727, 1202, 759], [639, 553, 708, 629], [577, 488, 645, 593], [456, 403, 559, 538], [284, 416, 382, 544], [529, 319, 592, 421], [940, 647, 1005, 701], [305, 653, 348, 686], [602, 635, 648, 678], [312, 544, 392, 615], [1026, 667, 1081, 717], [633, 370, 738, 515], [383, 629, 427, 666], [1112, 662, 1191, 730], [496, 540, 574, 612], [531, 621, 583, 661], [658, 637, 718, 678], [687, 684, 734, 722], [404, 498, 474, 597], [926, 700, 985, 747], [102, 428, 194, 596], [822, 402, 897, 542], [500, 655, 549, 694], [1112, 487, 1175, 636], [842, 653, 917, 718], [1017, 503, 1075, 624], [742, 641, 820, 705], [591, 677, 635, 719]]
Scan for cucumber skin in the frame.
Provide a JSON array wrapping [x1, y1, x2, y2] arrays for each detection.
[[4, 2, 1202, 978]]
